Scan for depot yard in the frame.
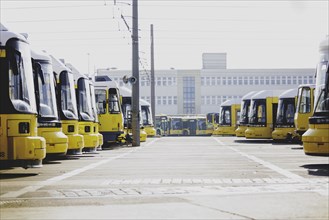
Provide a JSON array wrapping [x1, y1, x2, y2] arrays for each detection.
[[0, 136, 328, 220]]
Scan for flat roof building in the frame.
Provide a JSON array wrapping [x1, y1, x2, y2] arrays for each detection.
[[97, 53, 314, 115]]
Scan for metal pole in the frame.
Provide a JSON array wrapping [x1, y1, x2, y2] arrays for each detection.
[[150, 24, 155, 126], [132, 0, 140, 146]]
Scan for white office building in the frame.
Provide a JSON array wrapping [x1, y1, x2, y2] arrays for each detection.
[[97, 53, 314, 115]]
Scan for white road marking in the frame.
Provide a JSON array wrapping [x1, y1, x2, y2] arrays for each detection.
[[213, 137, 307, 182], [1, 139, 159, 199]]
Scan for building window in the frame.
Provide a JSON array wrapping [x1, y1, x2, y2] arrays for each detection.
[[173, 77, 176, 86], [173, 96, 177, 105], [255, 76, 259, 85], [271, 76, 275, 85], [157, 96, 161, 105], [303, 76, 308, 84], [287, 76, 291, 84], [265, 76, 270, 85], [244, 76, 248, 85], [162, 77, 167, 86], [201, 77, 205, 86], [168, 77, 172, 86], [206, 96, 210, 105], [201, 96, 205, 105], [168, 96, 172, 105], [238, 76, 242, 85], [222, 77, 226, 85], [183, 77, 195, 114], [157, 77, 161, 86], [217, 77, 221, 85], [233, 77, 237, 85], [292, 76, 297, 85], [276, 76, 281, 85], [211, 77, 216, 86], [249, 76, 253, 85], [308, 76, 313, 84], [206, 77, 210, 86], [146, 96, 150, 103], [212, 96, 216, 105], [282, 76, 286, 85], [227, 77, 232, 85], [217, 96, 221, 105], [163, 96, 167, 105], [260, 76, 264, 85], [223, 95, 227, 102], [298, 76, 303, 84]]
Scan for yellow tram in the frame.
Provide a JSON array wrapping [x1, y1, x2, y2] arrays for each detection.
[[0, 24, 46, 168], [32, 50, 68, 156], [302, 36, 329, 156], [50, 56, 84, 154], [272, 88, 298, 141]]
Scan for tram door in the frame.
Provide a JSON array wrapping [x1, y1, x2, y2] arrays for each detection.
[[189, 119, 197, 135]]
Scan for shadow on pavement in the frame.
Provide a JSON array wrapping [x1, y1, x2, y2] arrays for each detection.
[[301, 164, 329, 177], [0, 173, 39, 179], [234, 139, 272, 144]]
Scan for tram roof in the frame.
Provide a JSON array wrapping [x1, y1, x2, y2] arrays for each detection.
[[297, 84, 316, 89], [251, 90, 285, 100], [31, 49, 51, 62], [119, 86, 132, 97], [221, 98, 241, 106], [241, 91, 258, 101], [279, 88, 298, 99], [140, 99, 151, 106], [0, 23, 29, 45], [50, 55, 72, 75], [94, 75, 119, 89], [65, 63, 88, 81]]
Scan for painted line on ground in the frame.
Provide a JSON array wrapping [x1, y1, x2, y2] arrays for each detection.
[[1, 139, 159, 199], [213, 137, 307, 182]]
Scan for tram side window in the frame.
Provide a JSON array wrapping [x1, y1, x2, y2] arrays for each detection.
[[257, 104, 266, 123], [109, 93, 120, 113], [315, 90, 329, 112], [299, 88, 311, 113], [95, 89, 106, 114], [198, 120, 207, 130], [224, 110, 231, 124]]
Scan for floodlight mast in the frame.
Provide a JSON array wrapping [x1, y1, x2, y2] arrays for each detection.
[[131, 0, 140, 146]]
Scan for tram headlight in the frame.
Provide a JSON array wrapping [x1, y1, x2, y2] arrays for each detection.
[[68, 125, 75, 132], [19, 122, 30, 134], [85, 126, 91, 133]]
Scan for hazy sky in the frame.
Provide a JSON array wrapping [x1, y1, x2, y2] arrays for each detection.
[[1, 0, 328, 75]]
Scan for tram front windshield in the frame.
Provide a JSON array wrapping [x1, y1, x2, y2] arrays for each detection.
[[219, 106, 231, 126], [141, 105, 153, 125], [6, 40, 37, 113], [77, 78, 94, 121], [60, 71, 78, 120], [239, 100, 251, 125], [249, 99, 266, 125], [36, 61, 58, 119], [276, 98, 295, 126]]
